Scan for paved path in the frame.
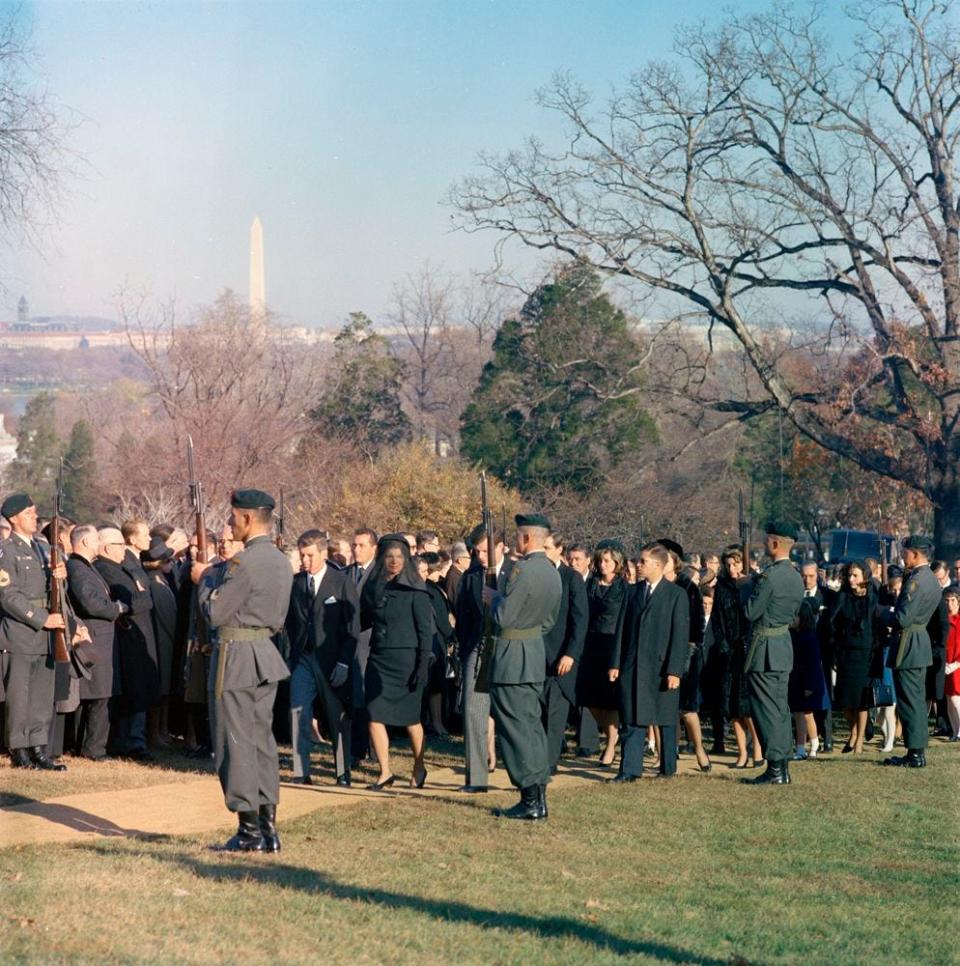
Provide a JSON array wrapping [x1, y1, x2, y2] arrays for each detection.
[[0, 756, 714, 849]]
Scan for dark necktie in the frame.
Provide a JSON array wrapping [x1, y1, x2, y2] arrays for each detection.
[[308, 574, 317, 599], [355, 566, 364, 586]]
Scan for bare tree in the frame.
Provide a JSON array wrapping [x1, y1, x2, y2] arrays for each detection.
[[452, 1, 960, 551], [0, 11, 72, 247]]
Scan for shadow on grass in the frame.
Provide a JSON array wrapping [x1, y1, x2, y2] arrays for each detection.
[[149, 850, 726, 962], [1, 796, 170, 841]]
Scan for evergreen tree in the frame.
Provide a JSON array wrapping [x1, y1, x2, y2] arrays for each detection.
[[309, 313, 412, 460], [63, 419, 100, 520], [5, 392, 62, 510], [460, 265, 656, 493]]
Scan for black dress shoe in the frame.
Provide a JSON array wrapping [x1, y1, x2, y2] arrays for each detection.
[[294, 775, 312, 785], [495, 785, 543, 820], [29, 747, 67, 771], [458, 785, 489, 793], [883, 749, 926, 767], [258, 804, 281, 853], [607, 773, 639, 784], [10, 748, 35, 769], [124, 749, 155, 763], [744, 760, 788, 785], [215, 811, 264, 852], [335, 774, 351, 787]]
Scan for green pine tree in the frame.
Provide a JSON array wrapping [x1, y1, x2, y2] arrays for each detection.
[[460, 264, 657, 493], [63, 419, 100, 521], [308, 312, 412, 459], [5, 392, 62, 511]]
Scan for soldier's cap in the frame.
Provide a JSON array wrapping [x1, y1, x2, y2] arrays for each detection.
[[903, 534, 935, 554], [764, 520, 798, 541], [657, 538, 683, 558], [515, 512, 551, 530], [1, 493, 33, 520], [596, 538, 626, 555], [230, 488, 276, 511]]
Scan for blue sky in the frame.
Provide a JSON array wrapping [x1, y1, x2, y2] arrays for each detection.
[[2, 0, 824, 327]]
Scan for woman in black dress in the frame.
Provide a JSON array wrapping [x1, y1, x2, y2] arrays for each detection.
[[360, 534, 434, 789], [577, 539, 628, 766], [830, 560, 879, 754], [416, 551, 454, 738]]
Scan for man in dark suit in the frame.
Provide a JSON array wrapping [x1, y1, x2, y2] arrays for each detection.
[[67, 524, 126, 760], [608, 542, 689, 781], [287, 529, 360, 786], [347, 527, 377, 766], [541, 531, 587, 771], [800, 561, 833, 750], [454, 522, 512, 793]]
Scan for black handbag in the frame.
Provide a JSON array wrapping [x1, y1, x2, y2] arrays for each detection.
[[871, 678, 895, 707]]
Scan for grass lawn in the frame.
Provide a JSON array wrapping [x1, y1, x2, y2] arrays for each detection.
[[1, 734, 955, 964]]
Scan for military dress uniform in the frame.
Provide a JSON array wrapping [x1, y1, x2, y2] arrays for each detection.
[[198, 493, 292, 852], [488, 514, 562, 820], [879, 536, 940, 767], [744, 523, 804, 785], [0, 494, 64, 770]]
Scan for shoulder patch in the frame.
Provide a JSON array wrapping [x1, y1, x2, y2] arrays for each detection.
[[0, 568, 8, 587]]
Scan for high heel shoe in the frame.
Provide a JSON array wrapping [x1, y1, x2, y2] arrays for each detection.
[[369, 775, 396, 791], [841, 743, 854, 754], [697, 756, 712, 773], [411, 766, 427, 789]]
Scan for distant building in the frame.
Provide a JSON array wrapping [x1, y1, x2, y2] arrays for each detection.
[[17, 295, 28, 322], [0, 296, 128, 350]]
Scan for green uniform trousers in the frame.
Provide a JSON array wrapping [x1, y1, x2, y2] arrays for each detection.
[[893, 667, 928, 751], [747, 669, 792, 762], [490, 680, 549, 789], [210, 680, 281, 812]]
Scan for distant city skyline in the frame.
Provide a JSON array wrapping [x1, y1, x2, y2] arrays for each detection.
[[1, 0, 847, 328]]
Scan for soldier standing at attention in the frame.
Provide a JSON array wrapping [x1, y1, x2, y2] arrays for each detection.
[[743, 521, 804, 786], [191, 489, 292, 852], [879, 535, 940, 768], [0, 493, 68, 771], [482, 513, 561, 821]]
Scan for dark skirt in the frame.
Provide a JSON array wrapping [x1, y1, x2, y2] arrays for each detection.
[[834, 646, 874, 710], [366, 646, 423, 727], [576, 631, 619, 710], [722, 641, 750, 719], [679, 644, 700, 713]]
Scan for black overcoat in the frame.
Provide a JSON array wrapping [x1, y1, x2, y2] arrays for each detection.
[[543, 562, 588, 702], [612, 578, 690, 726], [285, 567, 360, 678], [94, 556, 159, 712], [66, 554, 122, 701]]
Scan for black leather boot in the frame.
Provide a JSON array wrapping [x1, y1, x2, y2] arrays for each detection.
[[10, 748, 35, 768], [780, 759, 791, 784], [539, 784, 548, 820], [29, 746, 67, 771], [906, 749, 927, 767], [216, 811, 264, 852], [745, 759, 786, 785], [259, 804, 281, 853], [495, 785, 543, 820]]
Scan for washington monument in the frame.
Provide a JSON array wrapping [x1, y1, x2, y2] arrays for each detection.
[[249, 215, 265, 318]]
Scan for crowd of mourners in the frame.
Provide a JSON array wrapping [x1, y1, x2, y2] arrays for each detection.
[[1, 503, 958, 784]]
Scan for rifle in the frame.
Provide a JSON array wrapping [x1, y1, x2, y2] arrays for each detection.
[[186, 435, 208, 564], [878, 508, 888, 585], [473, 471, 498, 694], [276, 486, 285, 551], [738, 488, 751, 576], [49, 457, 69, 663]]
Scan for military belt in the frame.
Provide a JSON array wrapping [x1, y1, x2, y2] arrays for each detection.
[[895, 623, 927, 667], [214, 628, 272, 701], [219, 627, 271, 640], [498, 627, 541, 640], [744, 624, 790, 672]]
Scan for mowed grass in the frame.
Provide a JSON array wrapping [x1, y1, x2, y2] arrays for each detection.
[[1, 738, 956, 965]]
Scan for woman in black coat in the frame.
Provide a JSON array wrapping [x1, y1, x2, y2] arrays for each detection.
[[416, 552, 454, 738], [577, 540, 629, 766], [713, 548, 763, 768], [360, 534, 434, 789], [830, 560, 880, 754]]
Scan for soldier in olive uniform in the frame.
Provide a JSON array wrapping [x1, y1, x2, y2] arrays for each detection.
[[0, 494, 68, 770], [878, 534, 939, 767], [482, 513, 562, 820], [192, 490, 293, 852], [743, 521, 804, 786]]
